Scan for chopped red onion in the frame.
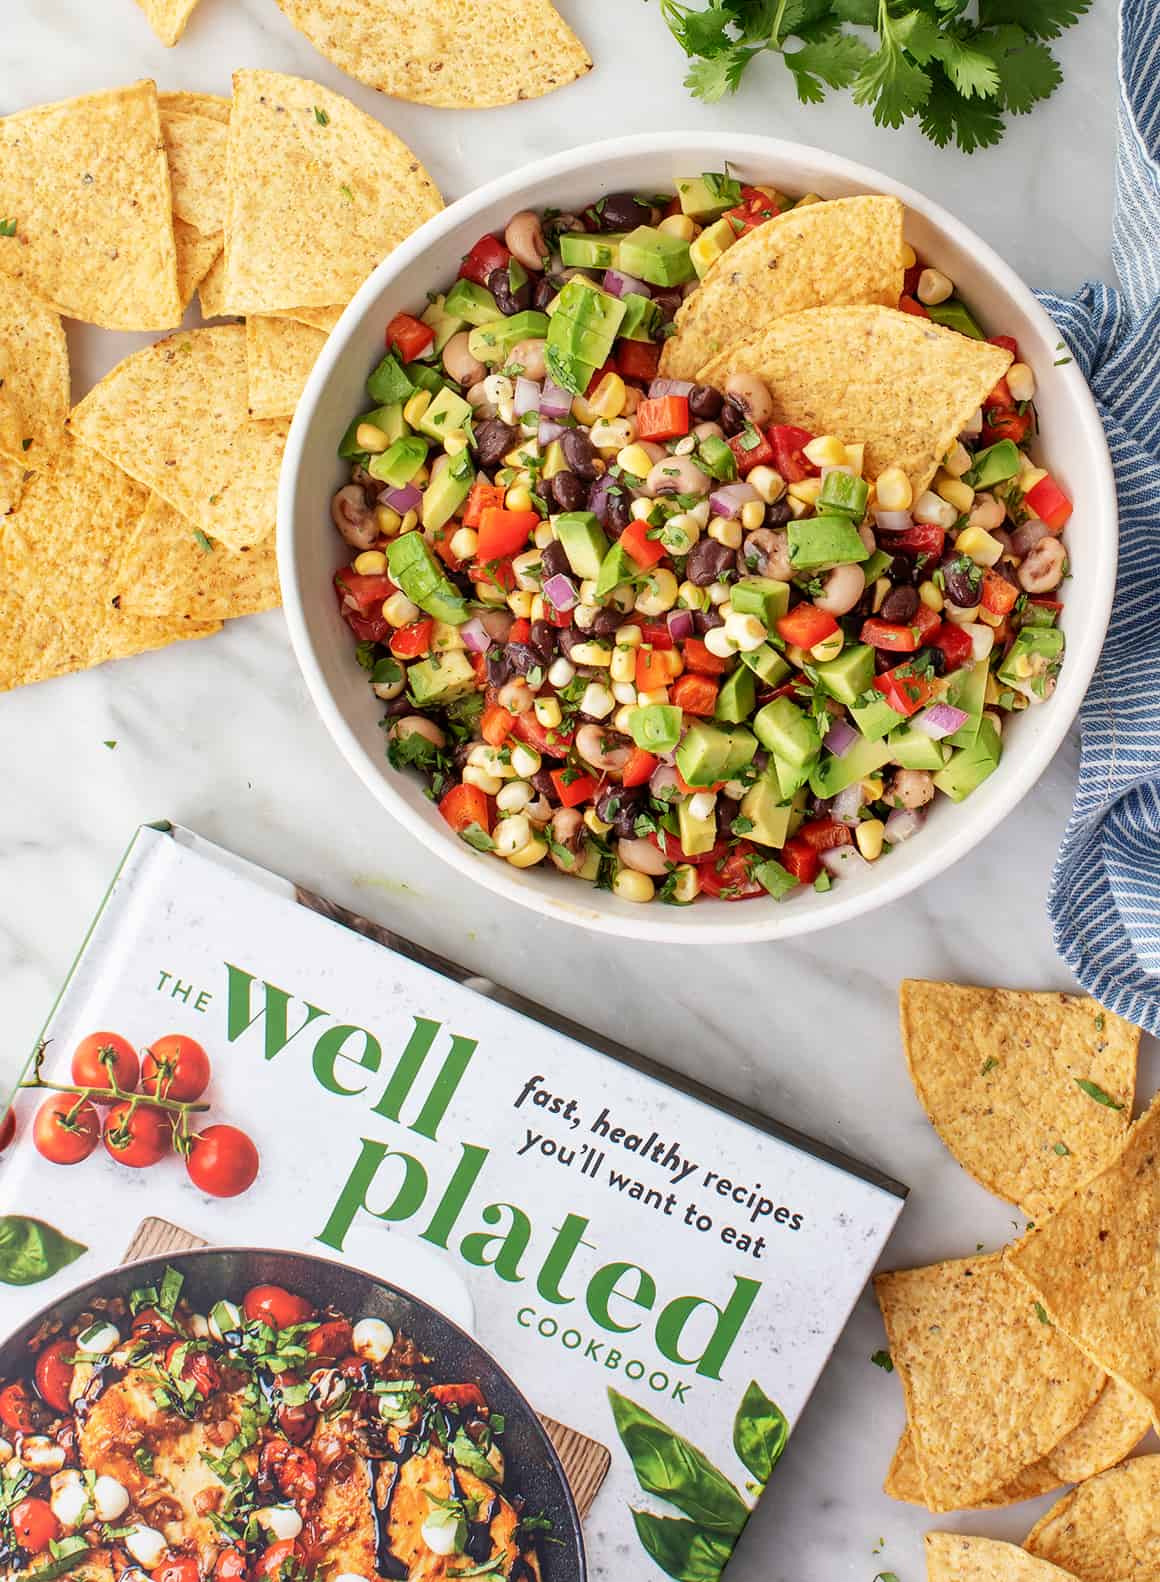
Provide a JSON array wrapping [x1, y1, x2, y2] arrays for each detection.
[[884, 805, 927, 844], [514, 376, 541, 416], [538, 417, 566, 447], [820, 845, 870, 878], [603, 268, 652, 299], [823, 718, 860, 757], [914, 702, 969, 739], [542, 572, 579, 611], [540, 379, 573, 419], [648, 377, 695, 400], [872, 508, 915, 533], [709, 481, 759, 519], [649, 763, 682, 799], [666, 607, 696, 642], [479, 607, 514, 641], [831, 784, 864, 826], [458, 617, 492, 654], [384, 482, 422, 514]]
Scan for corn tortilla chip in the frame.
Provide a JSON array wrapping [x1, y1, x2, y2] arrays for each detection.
[[112, 493, 280, 620], [0, 447, 29, 518], [198, 251, 228, 320], [886, 1429, 1060, 1509], [136, 0, 203, 47], [697, 305, 1012, 499], [69, 325, 288, 552], [161, 109, 227, 237], [158, 92, 230, 124], [246, 316, 327, 420], [173, 219, 222, 310], [221, 71, 441, 315], [0, 436, 218, 690], [926, 1534, 1082, 1582], [0, 277, 69, 513], [875, 1252, 1104, 1513], [1024, 1456, 1160, 1582], [899, 982, 1138, 1220], [282, 305, 343, 333], [0, 81, 182, 331], [661, 196, 905, 381], [1008, 1095, 1160, 1424], [272, 0, 590, 109]]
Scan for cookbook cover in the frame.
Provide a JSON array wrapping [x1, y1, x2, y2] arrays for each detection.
[[0, 823, 905, 1582]]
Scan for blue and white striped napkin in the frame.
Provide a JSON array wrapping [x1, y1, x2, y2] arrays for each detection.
[[1041, 0, 1160, 1033]]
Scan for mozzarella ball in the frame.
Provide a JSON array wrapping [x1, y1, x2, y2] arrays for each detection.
[[76, 1321, 121, 1355], [92, 1475, 130, 1522], [351, 1318, 394, 1363], [124, 1528, 168, 1569], [19, 1436, 66, 1474], [256, 1506, 303, 1541], [50, 1470, 90, 1530]]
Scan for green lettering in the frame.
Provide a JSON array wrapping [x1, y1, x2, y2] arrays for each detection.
[[460, 1202, 531, 1283], [586, 1261, 656, 1334], [420, 1143, 489, 1249], [316, 1138, 428, 1251], [536, 1215, 596, 1307], [370, 1015, 477, 1140], [655, 1278, 762, 1380], [224, 962, 327, 1061], [312, 1025, 382, 1096]]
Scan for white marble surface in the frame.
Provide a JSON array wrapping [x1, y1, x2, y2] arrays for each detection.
[[2, 3, 1157, 1579]]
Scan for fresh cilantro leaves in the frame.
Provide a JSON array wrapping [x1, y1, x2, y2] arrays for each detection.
[[651, 0, 1090, 151]]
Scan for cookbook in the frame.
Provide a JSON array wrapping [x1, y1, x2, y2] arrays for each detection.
[[0, 822, 905, 1581]]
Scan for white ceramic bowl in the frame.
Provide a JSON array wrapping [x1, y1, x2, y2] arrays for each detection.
[[279, 133, 1116, 943]]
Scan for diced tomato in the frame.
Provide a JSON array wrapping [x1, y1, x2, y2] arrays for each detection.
[[342, 608, 389, 643], [550, 767, 597, 808], [385, 312, 434, 362], [458, 234, 511, 287], [637, 620, 675, 650], [508, 617, 531, 644], [981, 570, 1019, 616], [860, 617, 919, 653], [722, 187, 780, 237], [651, 829, 728, 867], [899, 294, 930, 319], [990, 334, 1019, 359], [728, 426, 776, 475], [1030, 597, 1064, 615], [429, 1382, 488, 1411], [335, 567, 394, 614], [616, 340, 660, 383], [777, 604, 838, 650], [476, 507, 539, 562], [389, 618, 434, 659], [480, 703, 515, 746], [469, 651, 489, 685], [681, 637, 730, 676], [874, 662, 936, 716], [304, 1319, 353, 1361], [637, 395, 690, 443], [439, 783, 491, 837], [635, 646, 679, 691], [888, 522, 946, 560], [585, 361, 618, 398], [903, 263, 923, 297], [766, 424, 818, 484], [511, 712, 573, 758], [796, 819, 853, 853], [673, 768, 726, 797], [165, 1341, 221, 1397], [620, 515, 666, 569], [671, 673, 719, 716], [1024, 475, 1073, 533], [780, 838, 820, 885], [33, 1340, 75, 1413], [913, 604, 941, 640], [989, 376, 1014, 409], [251, 1541, 305, 1582], [982, 406, 1032, 447], [463, 481, 506, 530], [477, 557, 516, 593], [699, 842, 765, 901], [621, 747, 658, 788], [929, 621, 975, 671], [433, 533, 463, 573]]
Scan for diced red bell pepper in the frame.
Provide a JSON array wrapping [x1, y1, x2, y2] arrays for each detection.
[[511, 712, 573, 758], [508, 617, 531, 644], [342, 608, 390, 643], [469, 651, 489, 685], [888, 522, 946, 560], [335, 566, 394, 613], [1024, 474, 1073, 533], [860, 617, 919, 653], [621, 747, 658, 788], [698, 842, 766, 900], [638, 620, 675, 649], [682, 636, 730, 675], [480, 703, 515, 747], [780, 838, 819, 885], [439, 784, 491, 838], [459, 234, 511, 287], [550, 767, 597, 808], [981, 570, 1019, 616], [389, 619, 434, 659], [728, 426, 776, 476], [796, 818, 853, 853], [912, 604, 941, 640], [928, 621, 975, 671], [874, 662, 935, 717], [636, 395, 690, 443], [990, 334, 1019, 359], [635, 646, 679, 691], [674, 768, 725, 797], [620, 516, 666, 569], [616, 340, 660, 383], [777, 604, 838, 650], [463, 481, 506, 530], [585, 360, 618, 399], [899, 294, 930, 319], [671, 673, 719, 716], [982, 406, 1032, 447], [385, 312, 434, 362], [433, 532, 463, 573], [476, 507, 539, 562], [766, 424, 818, 483]]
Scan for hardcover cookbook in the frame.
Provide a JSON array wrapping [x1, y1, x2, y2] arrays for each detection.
[[0, 824, 905, 1581]]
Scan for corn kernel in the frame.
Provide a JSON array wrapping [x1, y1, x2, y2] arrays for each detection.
[[548, 657, 575, 688], [785, 492, 812, 518], [955, 524, 1004, 567], [403, 390, 431, 427], [542, 440, 567, 480], [505, 485, 533, 513], [507, 590, 534, 618], [723, 611, 767, 652], [844, 442, 865, 477], [945, 601, 980, 625], [533, 520, 554, 548], [443, 429, 470, 456], [788, 477, 823, 508], [874, 467, 913, 513], [708, 518, 743, 550], [496, 781, 533, 813], [936, 473, 975, 516], [615, 623, 643, 647], [1020, 464, 1049, 494], [449, 527, 478, 562], [581, 682, 615, 719], [634, 568, 680, 616], [677, 582, 708, 612], [984, 674, 1003, 706], [918, 579, 944, 613], [917, 268, 953, 306], [871, 578, 891, 614], [383, 592, 420, 627], [475, 578, 508, 606], [534, 696, 562, 730], [810, 630, 844, 663], [530, 595, 547, 623], [356, 422, 389, 454], [630, 498, 655, 522], [978, 604, 1004, 628], [659, 213, 696, 242], [508, 838, 549, 869], [740, 498, 766, 532], [612, 705, 637, 735], [1007, 362, 1036, 404], [612, 869, 655, 904], [571, 395, 598, 426], [512, 548, 541, 590], [353, 550, 387, 575], [612, 681, 638, 705], [496, 814, 533, 857], [669, 864, 701, 903], [747, 465, 785, 504], [462, 766, 502, 794], [913, 491, 958, 530], [589, 372, 627, 421], [398, 509, 419, 534], [855, 818, 886, 861], [610, 646, 636, 684], [660, 513, 699, 555], [861, 777, 885, 801], [468, 743, 514, 778], [618, 444, 655, 480], [374, 504, 402, 537], [431, 621, 465, 652], [636, 687, 670, 707], [703, 627, 737, 659], [584, 808, 612, 837], [568, 641, 612, 668], [901, 242, 917, 269], [942, 441, 973, 479], [510, 742, 542, 778], [802, 435, 848, 469]]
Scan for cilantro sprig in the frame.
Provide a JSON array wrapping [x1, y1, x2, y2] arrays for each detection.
[[652, 0, 1089, 152]]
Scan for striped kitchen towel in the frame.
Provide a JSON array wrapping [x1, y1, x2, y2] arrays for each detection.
[[1041, 0, 1160, 1034]]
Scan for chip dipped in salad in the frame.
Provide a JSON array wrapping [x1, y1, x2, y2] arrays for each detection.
[[328, 175, 1072, 906]]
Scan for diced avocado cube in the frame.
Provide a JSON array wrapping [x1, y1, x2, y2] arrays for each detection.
[[818, 470, 870, 518], [730, 576, 790, 630], [787, 515, 870, 572], [740, 775, 794, 849], [677, 798, 718, 857], [420, 293, 467, 355], [945, 658, 990, 747], [933, 715, 1002, 802], [468, 310, 550, 368], [926, 299, 984, 340], [618, 226, 697, 288], [714, 665, 756, 725], [443, 278, 504, 327], [366, 353, 414, 407], [816, 643, 875, 707], [545, 275, 599, 317], [555, 512, 611, 581], [752, 696, 821, 769], [338, 403, 404, 459], [969, 440, 1022, 488], [888, 725, 948, 771], [386, 530, 469, 624], [675, 175, 734, 222], [559, 232, 625, 270], [753, 857, 801, 900], [404, 362, 445, 395], [697, 434, 737, 482], [722, 727, 758, 778], [417, 385, 474, 443], [422, 452, 475, 536], [546, 280, 628, 395], [407, 651, 477, 707], [772, 754, 811, 799], [595, 540, 636, 599], [849, 693, 905, 742], [739, 644, 790, 689], [860, 548, 894, 586], [808, 734, 893, 799], [629, 704, 682, 755], [690, 217, 738, 279], [675, 722, 734, 787], [997, 625, 1065, 703], [1020, 601, 1060, 630], [368, 434, 429, 488], [618, 293, 662, 342]]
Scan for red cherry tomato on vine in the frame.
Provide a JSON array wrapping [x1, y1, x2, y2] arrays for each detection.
[[164, 1341, 221, 1397], [0, 1107, 15, 1153], [141, 1035, 211, 1103], [275, 1375, 318, 1445], [152, 1562, 200, 1582], [11, 1498, 59, 1553], [251, 1541, 305, 1581], [34, 1339, 75, 1413], [243, 1284, 314, 1330], [103, 1102, 170, 1168], [132, 1306, 182, 1343], [186, 1125, 259, 1198], [0, 1380, 39, 1434], [71, 1031, 140, 1096], [259, 1439, 319, 1505], [304, 1319, 353, 1361], [213, 1551, 247, 1582], [34, 1093, 101, 1165]]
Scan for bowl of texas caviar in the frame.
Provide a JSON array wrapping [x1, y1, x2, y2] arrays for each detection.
[[279, 134, 1116, 941]]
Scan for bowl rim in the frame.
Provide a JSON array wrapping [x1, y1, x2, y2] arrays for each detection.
[[278, 130, 1117, 944]]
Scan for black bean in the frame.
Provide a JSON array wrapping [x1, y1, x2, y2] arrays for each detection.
[[686, 538, 735, 586], [597, 192, 653, 232], [487, 265, 531, 316], [688, 385, 724, 421], [549, 470, 588, 513], [561, 427, 600, 480], [474, 418, 519, 468], [606, 493, 630, 536], [874, 650, 897, 674], [505, 642, 540, 677], [716, 795, 740, 832], [556, 627, 586, 660], [532, 275, 558, 311], [540, 539, 570, 579], [764, 499, 792, 528], [531, 767, 560, 804], [720, 400, 746, 437], [590, 608, 622, 637], [380, 695, 412, 718], [529, 620, 556, 662], [880, 585, 919, 623], [694, 608, 724, 633], [920, 645, 947, 676], [486, 646, 513, 687], [941, 556, 983, 607]]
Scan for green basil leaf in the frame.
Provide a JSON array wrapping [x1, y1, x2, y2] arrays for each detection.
[[0, 1215, 87, 1286], [608, 1390, 749, 1537], [731, 1381, 788, 1485], [630, 1511, 733, 1582]]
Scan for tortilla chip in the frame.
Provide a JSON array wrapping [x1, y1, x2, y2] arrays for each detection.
[[161, 109, 227, 237], [158, 91, 231, 124], [0, 436, 218, 690], [0, 277, 69, 513], [221, 71, 442, 315], [272, 0, 590, 109], [926, 1534, 1082, 1582], [245, 316, 327, 420], [112, 493, 280, 620], [0, 81, 182, 331], [697, 305, 1013, 498], [1007, 1095, 1160, 1424], [875, 1252, 1104, 1513], [69, 325, 288, 552], [198, 251, 228, 319], [282, 305, 343, 333], [1024, 1456, 1160, 1582], [886, 1429, 1060, 1509], [136, 0, 202, 46], [899, 982, 1138, 1220], [0, 447, 29, 518], [173, 219, 222, 310], [661, 196, 905, 381]]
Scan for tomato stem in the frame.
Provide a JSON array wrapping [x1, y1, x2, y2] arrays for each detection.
[[18, 1077, 210, 1116]]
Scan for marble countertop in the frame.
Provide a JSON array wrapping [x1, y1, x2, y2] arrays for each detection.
[[2, 3, 1156, 1578]]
